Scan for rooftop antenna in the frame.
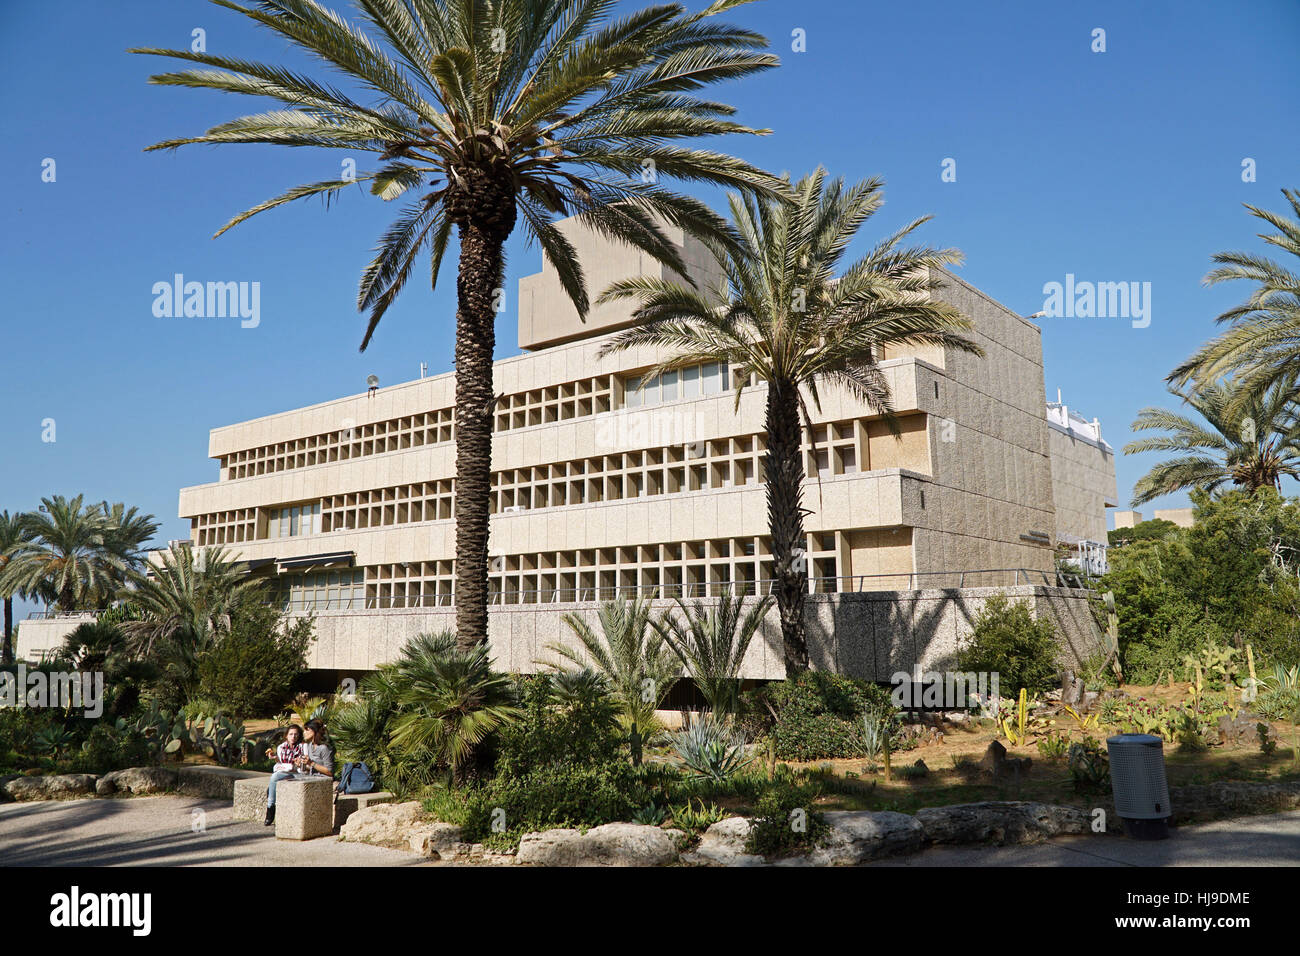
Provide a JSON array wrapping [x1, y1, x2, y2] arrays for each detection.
[[420, 362, 427, 379], [1057, 388, 1062, 404], [366, 374, 379, 397]]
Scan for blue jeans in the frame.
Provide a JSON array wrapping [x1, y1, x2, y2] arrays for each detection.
[[267, 771, 296, 807]]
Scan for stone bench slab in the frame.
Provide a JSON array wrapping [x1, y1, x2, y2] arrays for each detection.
[[176, 766, 270, 800]]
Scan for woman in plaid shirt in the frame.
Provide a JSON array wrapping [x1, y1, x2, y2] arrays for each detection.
[[263, 724, 305, 826]]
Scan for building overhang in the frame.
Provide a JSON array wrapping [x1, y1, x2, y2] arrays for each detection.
[[274, 551, 356, 573]]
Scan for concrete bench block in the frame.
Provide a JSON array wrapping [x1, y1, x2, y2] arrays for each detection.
[[275, 777, 335, 841], [176, 766, 269, 801], [232, 776, 270, 822], [333, 790, 395, 829]]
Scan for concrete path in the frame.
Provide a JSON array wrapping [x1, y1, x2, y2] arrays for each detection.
[[3, 796, 1298, 866], [868, 810, 1300, 866], [0, 795, 428, 867]]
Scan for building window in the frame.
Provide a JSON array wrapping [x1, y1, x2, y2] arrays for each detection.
[[268, 502, 321, 538], [273, 568, 364, 612], [623, 361, 728, 409]]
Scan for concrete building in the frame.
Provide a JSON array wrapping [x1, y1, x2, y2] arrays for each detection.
[[1046, 396, 1118, 574], [1112, 510, 1144, 530], [1154, 508, 1195, 528], [18, 220, 1116, 677], [1112, 508, 1195, 531]]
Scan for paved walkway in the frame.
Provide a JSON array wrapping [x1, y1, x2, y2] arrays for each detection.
[[3, 796, 1298, 866], [0, 795, 428, 867], [868, 810, 1300, 866]]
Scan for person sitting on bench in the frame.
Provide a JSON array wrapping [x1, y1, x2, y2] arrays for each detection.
[[263, 724, 304, 826]]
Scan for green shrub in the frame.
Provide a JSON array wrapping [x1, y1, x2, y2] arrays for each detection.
[[197, 604, 314, 717], [758, 671, 898, 761], [1121, 600, 1225, 685], [0, 707, 56, 766], [957, 594, 1060, 695], [68, 724, 154, 775], [494, 672, 620, 776], [1067, 736, 1110, 791], [1037, 732, 1070, 761], [461, 760, 649, 851], [744, 777, 829, 858]]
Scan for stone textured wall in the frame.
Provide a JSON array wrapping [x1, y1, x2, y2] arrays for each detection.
[[306, 585, 1103, 682], [14, 587, 1102, 684], [1048, 425, 1118, 544], [913, 269, 1059, 576]]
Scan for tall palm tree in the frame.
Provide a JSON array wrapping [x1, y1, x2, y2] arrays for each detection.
[[121, 544, 265, 659], [1125, 374, 1300, 506], [1170, 189, 1300, 405], [598, 169, 982, 674], [133, 0, 784, 650], [0, 496, 119, 614], [653, 590, 770, 714], [95, 501, 161, 604], [0, 511, 35, 664], [548, 595, 680, 764]]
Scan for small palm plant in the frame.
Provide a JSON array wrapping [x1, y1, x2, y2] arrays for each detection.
[[598, 169, 981, 675], [1124, 375, 1300, 505], [548, 596, 681, 764], [331, 666, 411, 790], [388, 631, 522, 785], [653, 591, 771, 715]]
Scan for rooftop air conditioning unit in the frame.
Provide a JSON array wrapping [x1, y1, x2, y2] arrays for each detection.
[[502, 505, 528, 513], [1107, 733, 1171, 840]]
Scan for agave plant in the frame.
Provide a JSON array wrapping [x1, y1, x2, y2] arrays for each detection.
[[1265, 662, 1300, 693], [32, 725, 77, 758], [668, 797, 728, 830], [667, 712, 752, 782], [860, 699, 897, 761]]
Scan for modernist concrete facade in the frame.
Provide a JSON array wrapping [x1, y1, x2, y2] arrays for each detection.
[[18, 221, 1115, 675], [1046, 399, 1118, 574], [1113, 508, 1194, 530]]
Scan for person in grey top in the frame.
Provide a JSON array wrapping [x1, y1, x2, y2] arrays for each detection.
[[262, 718, 334, 826], [300, 719, 334, 777]]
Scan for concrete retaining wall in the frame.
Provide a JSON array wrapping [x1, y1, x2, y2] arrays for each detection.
[[14, 587, 1102, 682], [307, 585, 1102, 681]]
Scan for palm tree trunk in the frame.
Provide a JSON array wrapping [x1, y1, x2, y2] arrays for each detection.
[[450, 167, 516, 653], [2, 597, 12, 664], [765, 378, 809, 674]]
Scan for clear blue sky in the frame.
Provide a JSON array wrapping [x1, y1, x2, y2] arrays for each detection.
[[3, 0, 1298, 617]]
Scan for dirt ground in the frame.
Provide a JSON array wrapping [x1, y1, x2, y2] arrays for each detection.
[[786, 682, 1300, 816]]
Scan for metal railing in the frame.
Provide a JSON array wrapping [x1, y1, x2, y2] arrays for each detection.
[[26, 568, 1089, 618], [282, 568, 1084, 612], [24, 610, 101, 621]]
